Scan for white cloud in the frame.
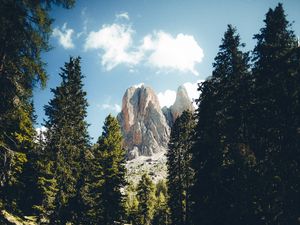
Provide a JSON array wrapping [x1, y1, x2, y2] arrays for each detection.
[[116, 12, 130, 20], [84, 23, 142, 70], [84, 13, 204, 74], [157, 89, 176, 108], [133, 83, 145, 88], [52, 23, 75, 49], [183, 80, 204, 107], [100, 103, 121, 113], [141, 31, 204, 75], [183, 80, 203, 101]]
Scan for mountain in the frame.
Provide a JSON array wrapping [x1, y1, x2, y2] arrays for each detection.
[[117, 85, 170, 160], [163, 85, 194, 127], [118, 84, 194, 160]]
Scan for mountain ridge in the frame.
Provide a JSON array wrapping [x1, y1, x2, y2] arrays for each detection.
[[117, 84, 194, 160]]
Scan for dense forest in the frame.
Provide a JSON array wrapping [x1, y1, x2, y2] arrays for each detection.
[[1, 1, 300, 224]]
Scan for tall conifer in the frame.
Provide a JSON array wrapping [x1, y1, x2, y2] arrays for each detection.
[[0, 0, 74, 214], [40, 57, 90, 223], [167, 111, 195, 225], [91, 114, 126, 225], [251, 4, 300, 224], [191, 25, 253, 225], [136, 174, 156, 225]]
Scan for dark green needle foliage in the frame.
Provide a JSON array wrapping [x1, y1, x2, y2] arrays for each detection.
[[152, 180, 170, 225], [0, 0, 74, 216], [190, 25, 254, 225], [136, 173, 156, 225], [250, 3, 300, 224], [190, 4, 300, 225], [125, 183, 140, 225], [90, 114, 127, 225], [167, 111, 195, 225], [39, 57, 90, 224]]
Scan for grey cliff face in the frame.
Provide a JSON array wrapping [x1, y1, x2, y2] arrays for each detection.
[[118, 84, 195, 160], [165, 85, 194, 126], [117, 85, 170, 160]]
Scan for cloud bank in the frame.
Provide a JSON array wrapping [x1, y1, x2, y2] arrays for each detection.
[[84, 13, 204, 74], [84, 23, 142, 70], [141, 32, 204, 75]]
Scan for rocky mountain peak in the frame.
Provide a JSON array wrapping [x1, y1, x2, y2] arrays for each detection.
[[118, 85, 170, 159], [163, 85, 194, 127], [118, 84, 195, 160], [171, 85, 194, 120]]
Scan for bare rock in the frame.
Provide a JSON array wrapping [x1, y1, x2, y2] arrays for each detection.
[[165, 85, 194, 126], [118, 85, 170, 159]]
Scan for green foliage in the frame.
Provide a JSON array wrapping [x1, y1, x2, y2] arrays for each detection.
[[190, 25, 254, 225], [167, 111, 195, 225], [152, 180, 170, 225], [250, 3, 300, 224], [0, 0, 74, 216], [136, 174, 156, 225], [190, 4, 300, 225], [125, 183, 140, 225], [152, 192, 169, 225], [37, 57, 90, 223], [88, 114, 127, 225]]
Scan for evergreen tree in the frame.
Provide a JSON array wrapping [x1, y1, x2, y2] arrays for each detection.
[[136, 174, 156, 225], [125, 183, 139, 225], [0, 0, 74, 215], [91, 114, 127, 225], [167, 110, 195, 225], [40, 57, 90, 223], [251, 3, 300, 224], [191, 25, 253, 225], [152, 180, 170, 225]]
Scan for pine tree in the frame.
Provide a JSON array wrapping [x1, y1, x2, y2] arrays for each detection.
[[167, 111, 195, 225], [152, 180, 170, 225], [91, 114, 127, 225], [251, 3, 300, 224], [40, 57, 90, 223], [0, 0, 74, 215], [190, 25, 253, 225], [136, 174, 156, 225], [125, 183, 139, 225]]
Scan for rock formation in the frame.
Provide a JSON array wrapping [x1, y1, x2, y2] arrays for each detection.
[[163, 85, 194, 127], [118, 84, 194, 160], [117, 85, 170, 159]]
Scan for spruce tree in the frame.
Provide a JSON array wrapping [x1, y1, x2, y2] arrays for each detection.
[[125, 183, 139, 225], [0, 0, 74, 215], [167, 111, 195, 225], [251, 3, 300, 224], [40, 57, 90, 223], [191, 25, 253, 225], [136, 174, 156, 225], [91, 114, 126, 225], [152, 180, 170, 225]]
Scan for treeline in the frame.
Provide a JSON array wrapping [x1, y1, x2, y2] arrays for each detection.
[[167, 3, 300, 225], [1, 1, 300, 225]]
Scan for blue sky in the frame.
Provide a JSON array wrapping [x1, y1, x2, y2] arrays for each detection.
[[34, 0, 300, 142]]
